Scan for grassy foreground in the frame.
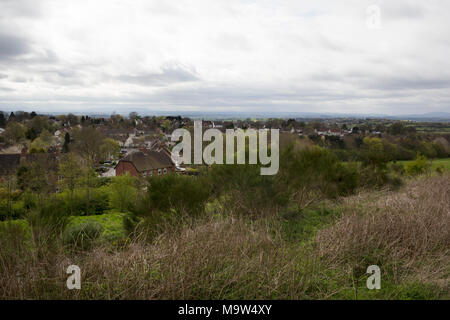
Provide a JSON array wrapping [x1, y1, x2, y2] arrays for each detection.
[[0, 175, 449, 299]]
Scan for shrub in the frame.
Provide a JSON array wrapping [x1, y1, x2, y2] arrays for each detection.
[[142, 174, 211, 218], [59, 186, 110, 216], [279, 146, 359, 210], [26, 198, 69, 239], [108, 174, 140, 212], [63, 221, 103, 250], [207, 163, 286, 217], [391, 163, 405, 176], [405, 154, 430, 176]]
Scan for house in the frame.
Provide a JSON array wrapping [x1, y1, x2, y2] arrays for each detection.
[[115, 150, 175, 178]]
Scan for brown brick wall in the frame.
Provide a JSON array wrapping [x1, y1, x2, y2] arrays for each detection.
[[116, 162, 175, 178], [115, 161, 139, 177]]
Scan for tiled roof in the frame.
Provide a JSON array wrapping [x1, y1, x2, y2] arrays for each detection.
[[120, 151, 173, 172]]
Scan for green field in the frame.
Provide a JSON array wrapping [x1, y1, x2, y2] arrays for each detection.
[[68, 211, 126, 242], [0, 211, 126, 243], [397, 157, 450, 172]]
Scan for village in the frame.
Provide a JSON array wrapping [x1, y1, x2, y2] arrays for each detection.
[[0, 110, 403, 187]]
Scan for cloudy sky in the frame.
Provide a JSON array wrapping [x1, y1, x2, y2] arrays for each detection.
[[0, 0, 449, 115]]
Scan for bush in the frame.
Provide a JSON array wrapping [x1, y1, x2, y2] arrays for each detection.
[[207, 164, 286, 216], [108, 174, 140, 212], [405, 154, 430, 176], [391, 162, 405, 175], [141, 174, 211, 218], [26, 198, 69, 239], [58, 186, 110, 216], [279, 146, 359, 210], [63, 221, 103, 250], [126, 174, 211, 241]]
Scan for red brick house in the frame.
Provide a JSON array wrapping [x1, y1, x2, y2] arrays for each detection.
[[115, 150, 175, 178]]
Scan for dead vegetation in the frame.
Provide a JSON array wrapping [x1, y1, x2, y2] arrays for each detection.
[[1, 175, 449, 299], [315, 175, 450, 292]]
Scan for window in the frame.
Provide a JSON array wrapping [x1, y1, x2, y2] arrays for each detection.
[[163, 168, 167, 174], [143, 172, 147, 177], [158, 169, 162, 175], [150, 171, 153, 176]]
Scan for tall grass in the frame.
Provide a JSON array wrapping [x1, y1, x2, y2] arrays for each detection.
[[0, 175, 448, 299], [315, 175, 450, 296]]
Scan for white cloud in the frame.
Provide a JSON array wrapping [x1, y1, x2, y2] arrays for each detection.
[[0, 0, 449, 115]]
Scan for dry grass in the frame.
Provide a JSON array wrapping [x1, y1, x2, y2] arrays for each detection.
[[315, 174, 450, 291], [0, 217, 317, 299], [1, 175, 448, 299]]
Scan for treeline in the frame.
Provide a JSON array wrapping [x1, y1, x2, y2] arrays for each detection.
[[313, 134, 449, 162]]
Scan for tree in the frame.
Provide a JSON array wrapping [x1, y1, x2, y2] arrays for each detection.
[[39, 129, 53, 145], [16, 155, 57, 205], [72, 126, 105, 215], [129, 112, 140, 121], [63, 132, 71, 153], [390, 122, 405, 135], [0, 112, 6, 127], [30, 137, 49, 151], [359, 137, 393, 186], [8, 112, 16, 122], [100, 138, 120, 161], [26, 127, 38, 141], [4, 121, 25, 145], [73, 126, 104, 164], [58, 153, 82, 214], [360, 137, 387, 168], [29, 115, 48, 135], [109, 174, 140, 212]]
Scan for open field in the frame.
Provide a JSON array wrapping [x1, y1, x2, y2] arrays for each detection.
[[397, 157, 450, 172]]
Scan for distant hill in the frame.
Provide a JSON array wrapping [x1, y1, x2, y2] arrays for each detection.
[[3, 108, 450, 121]]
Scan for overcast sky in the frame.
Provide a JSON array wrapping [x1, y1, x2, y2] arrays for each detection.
[[0, 0, 449, 115]]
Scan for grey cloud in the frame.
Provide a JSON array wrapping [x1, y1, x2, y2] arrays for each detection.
[[0, 33, 30, 60], [0, 0, 43, 19], [11, 76, 29, 83], [0, 86, 15, 92], [382, 2, 426, 20], [368, 76, 450, 91], [117, 64, 200, 86], [40, 69, 86, 86], [309, 69, 450, 92]]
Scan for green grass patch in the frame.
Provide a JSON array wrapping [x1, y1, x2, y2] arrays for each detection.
[[281, 206, 341, 243], [397, 157, 450, 172], [68, 211, 127, 243]]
